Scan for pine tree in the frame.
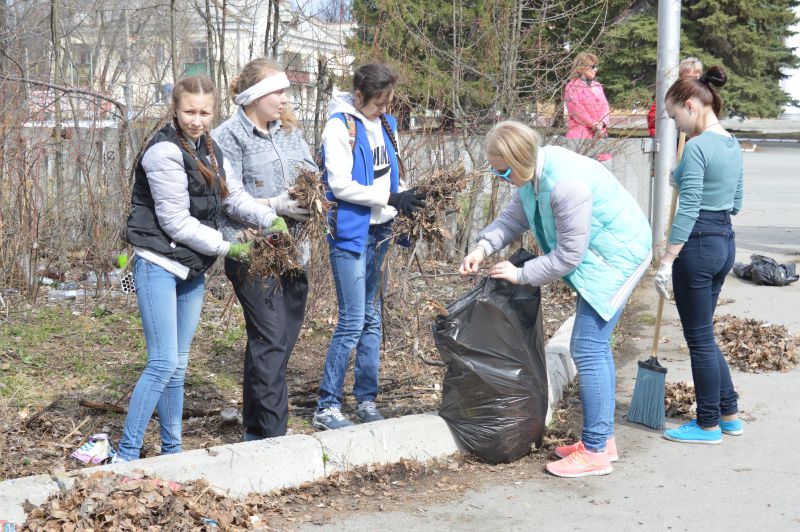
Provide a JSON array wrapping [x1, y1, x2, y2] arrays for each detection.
[[599, 1, 800, 117]]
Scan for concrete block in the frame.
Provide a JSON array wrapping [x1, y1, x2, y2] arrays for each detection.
[[0, 474, 73, 525], [313, 413, 460, 474], [544, 315, 577, 424], [90, 434, 326, 497]]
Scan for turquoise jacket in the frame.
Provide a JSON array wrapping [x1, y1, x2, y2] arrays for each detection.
[[519, 146, 651, 320]]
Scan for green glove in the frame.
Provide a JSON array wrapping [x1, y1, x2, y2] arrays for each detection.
[[268, 216, 289, 234], [227, 242, 252, 262]]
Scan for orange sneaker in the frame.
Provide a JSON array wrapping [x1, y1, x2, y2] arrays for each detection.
[[545, 448, 613, 478], [554, 437, 619, 462]]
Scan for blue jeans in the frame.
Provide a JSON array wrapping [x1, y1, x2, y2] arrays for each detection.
[[317, 223, 391, 410], [672, 210, 738, 428], [570, 295, 625, 452], [117, 257, 205, 460]]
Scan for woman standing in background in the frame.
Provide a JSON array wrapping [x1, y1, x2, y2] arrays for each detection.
[[564, 52, 612, 169]]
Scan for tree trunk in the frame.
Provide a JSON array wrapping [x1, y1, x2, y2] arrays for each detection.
[[170, 0, 179, 82], [121, 8, 133, 119], [218, 0, 227, 90], [0, 2, 7, 73], [50, 0, 63, 211], [271, 0, 280, 59], [204, 0, 216, 83], [264, 0, 273, 57], [313, 56, 326, 155]]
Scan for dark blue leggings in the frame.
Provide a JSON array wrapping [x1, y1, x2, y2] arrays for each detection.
[[672, 210, 739, 428]]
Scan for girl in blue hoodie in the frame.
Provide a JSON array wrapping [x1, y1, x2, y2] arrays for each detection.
[[313, 64, 425, 430]]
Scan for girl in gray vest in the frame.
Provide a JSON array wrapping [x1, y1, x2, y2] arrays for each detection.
[[118, 75, 282, 462], [460, 120, 652, 478], [212, 58, 317, 441]]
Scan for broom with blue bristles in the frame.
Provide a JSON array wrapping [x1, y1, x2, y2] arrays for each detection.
[[627, 293, 669, 429], [628, 133, 686, 429]]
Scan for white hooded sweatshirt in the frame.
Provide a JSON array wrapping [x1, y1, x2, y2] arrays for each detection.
[[321, 91, 398, 224]]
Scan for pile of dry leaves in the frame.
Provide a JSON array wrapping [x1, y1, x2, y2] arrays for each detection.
[[392, 166, 479, 244], [664, 381, 695, 419], [715, 314, 799, 372], [23, 457, 483, 530], [24, 472, 267, 530]]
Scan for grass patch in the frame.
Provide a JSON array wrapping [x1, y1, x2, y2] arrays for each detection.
[[637, 313, 657, 326]]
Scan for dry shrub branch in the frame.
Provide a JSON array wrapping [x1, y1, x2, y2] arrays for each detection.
[[247, 232, 302, 283], [291, 167, 335, 244], [392, 166, 480, 245]]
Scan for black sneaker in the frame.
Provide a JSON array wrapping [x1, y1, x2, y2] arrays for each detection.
[[355, 401, 384, 423], [312, 407, 354, 430]]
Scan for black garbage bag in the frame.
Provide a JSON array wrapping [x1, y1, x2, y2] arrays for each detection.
[[433, 248, 548, 463], [733, 254, 799, 286]]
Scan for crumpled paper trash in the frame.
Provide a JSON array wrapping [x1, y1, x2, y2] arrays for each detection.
[[71, 433, 116, 464]]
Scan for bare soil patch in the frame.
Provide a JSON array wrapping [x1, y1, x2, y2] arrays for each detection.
[[0, 257, 575, 484]]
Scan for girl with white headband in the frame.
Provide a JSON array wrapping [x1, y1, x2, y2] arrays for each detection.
[[213, 57, 317, 441]]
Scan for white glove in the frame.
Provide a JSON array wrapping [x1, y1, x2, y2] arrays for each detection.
[[459, 247, 486, 275], [654, 259, 673, 300], [269, 190, 310, 221]]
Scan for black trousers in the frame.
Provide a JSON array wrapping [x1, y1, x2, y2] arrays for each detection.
[[224, 258, 308, 438]]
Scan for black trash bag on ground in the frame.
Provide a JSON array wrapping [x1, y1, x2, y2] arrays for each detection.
[[433, 248, 548, 463], [733, 254, 799, 286]]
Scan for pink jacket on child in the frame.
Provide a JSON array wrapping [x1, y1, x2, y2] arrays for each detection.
[[564, 78, 612, 162]]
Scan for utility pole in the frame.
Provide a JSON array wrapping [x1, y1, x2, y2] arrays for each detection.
[[652, 0, 681, 254]]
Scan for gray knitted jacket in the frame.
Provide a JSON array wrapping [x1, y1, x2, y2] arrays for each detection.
[[212, 108, 318, 243]]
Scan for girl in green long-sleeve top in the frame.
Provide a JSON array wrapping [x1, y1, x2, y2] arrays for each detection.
[[655, 65, 744, 445]]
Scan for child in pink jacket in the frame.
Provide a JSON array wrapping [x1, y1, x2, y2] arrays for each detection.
[[564, 52, 612, 164]]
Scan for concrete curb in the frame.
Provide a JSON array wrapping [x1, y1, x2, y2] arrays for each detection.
[[0, 316, 576, 524]]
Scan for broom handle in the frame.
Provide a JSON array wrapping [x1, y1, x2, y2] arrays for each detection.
[[651, 132, 685, 358]]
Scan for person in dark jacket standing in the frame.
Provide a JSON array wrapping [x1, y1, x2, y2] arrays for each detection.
[[213, 58, 317, 441], [312, 64, 426, 430], [118, 75, 283, 462]]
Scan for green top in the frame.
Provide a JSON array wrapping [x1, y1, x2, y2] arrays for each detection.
[[670, 131, 744, 244]]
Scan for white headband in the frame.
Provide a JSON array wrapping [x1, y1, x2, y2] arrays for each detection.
[[234, 72, 291, 106]]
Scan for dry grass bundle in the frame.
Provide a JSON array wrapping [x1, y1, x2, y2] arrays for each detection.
[[664, 381, 695, 419], [291, 167, 335, 242], [715, 314, 799, 372], [392, 165, 479, 244], [247, 232, 302, 282]]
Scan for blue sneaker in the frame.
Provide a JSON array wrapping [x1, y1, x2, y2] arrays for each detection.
[[720, 418, 744, 436], [663, 419, 722, 444]]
